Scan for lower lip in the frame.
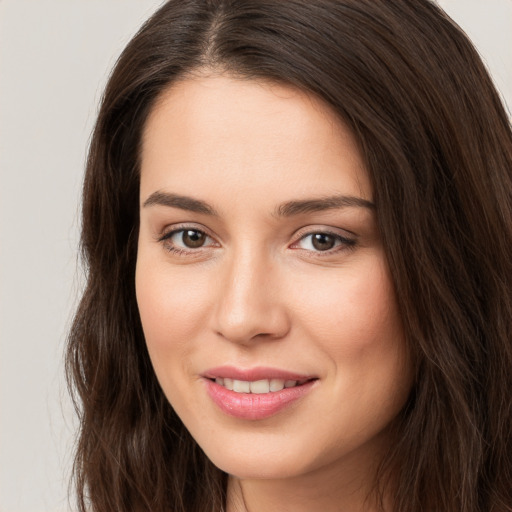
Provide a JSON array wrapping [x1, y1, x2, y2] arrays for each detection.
[[204, 379, 316, 420]]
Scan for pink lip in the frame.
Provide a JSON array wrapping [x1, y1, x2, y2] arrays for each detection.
[[202, 366, 317, 421], [202, 365, 314, 382]]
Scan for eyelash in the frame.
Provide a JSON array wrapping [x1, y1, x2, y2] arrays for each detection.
[[292, 230, 356, 254], [157, 226, 357, 258], [158, 227, 217, 257]]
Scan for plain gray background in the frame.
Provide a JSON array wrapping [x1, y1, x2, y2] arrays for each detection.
[[0, 1, 510, 511]]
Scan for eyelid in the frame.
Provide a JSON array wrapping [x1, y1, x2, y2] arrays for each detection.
[[292, 224, 356, 238], [289, 226, 357, 253], [160, 228, 215, 245], [157, 223, 220, 254], [158, 222, 215, 241]]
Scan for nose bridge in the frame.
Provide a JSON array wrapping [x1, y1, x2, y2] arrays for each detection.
[[213, 241, 288, 343]]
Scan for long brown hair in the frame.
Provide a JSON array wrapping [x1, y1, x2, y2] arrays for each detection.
[[67, 1, 512, 510]]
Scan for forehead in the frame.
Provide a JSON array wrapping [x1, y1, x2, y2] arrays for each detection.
[[140, 74, 371, 205]]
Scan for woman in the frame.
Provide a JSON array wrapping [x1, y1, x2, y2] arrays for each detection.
[[67, 1, 512, 511]]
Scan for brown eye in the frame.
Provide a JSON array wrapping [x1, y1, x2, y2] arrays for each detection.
[[293, 231, 356, 254], [311, 233, 336, 251], [181, 229, 206, 248], [160, 228, 214, 253]]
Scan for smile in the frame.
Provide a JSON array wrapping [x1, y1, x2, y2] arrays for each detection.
[[202, 368, 317, 420], [212, 377, 307, 394]]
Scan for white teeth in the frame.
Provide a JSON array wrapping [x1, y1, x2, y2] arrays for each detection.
[[269, 379, 285, 392], [250, 379, 270, 394], [233, 380, 251, 393], [214, 378, 302, 394]]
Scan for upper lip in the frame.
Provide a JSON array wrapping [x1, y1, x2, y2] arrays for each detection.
[[202, 365, 316, 382]]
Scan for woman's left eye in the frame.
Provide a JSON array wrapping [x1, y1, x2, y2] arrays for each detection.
[[293, 232, 356, 253]]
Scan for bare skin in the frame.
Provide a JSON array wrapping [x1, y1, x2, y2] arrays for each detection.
[[136, 73, 412, 512]]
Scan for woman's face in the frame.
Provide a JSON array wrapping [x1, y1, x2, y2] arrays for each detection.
[[136, 75, 412, 482]]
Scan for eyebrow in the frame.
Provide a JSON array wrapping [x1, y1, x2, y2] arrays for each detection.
[[143, 191, 374, 217], [143, 191, 219, 215], [275, 195, 375, 217]]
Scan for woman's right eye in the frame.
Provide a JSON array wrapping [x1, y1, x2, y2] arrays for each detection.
[[159, 228, 216, 254]]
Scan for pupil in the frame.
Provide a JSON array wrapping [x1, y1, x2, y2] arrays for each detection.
[[312, 233, 335, 251], [183, 230, 205, 248]]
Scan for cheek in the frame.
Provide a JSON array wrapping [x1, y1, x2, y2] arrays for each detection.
[[291, 256, 411, 445], [135, 254, 212, 381], [291, 253, 410, 404], [294, 255, 402, 350]]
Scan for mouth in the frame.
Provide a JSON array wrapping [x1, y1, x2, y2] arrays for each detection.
[[208, 377, 312, 394], [202, 367, 318, 420]]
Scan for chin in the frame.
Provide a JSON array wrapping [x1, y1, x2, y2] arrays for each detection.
[[209, 451, 306, 480]]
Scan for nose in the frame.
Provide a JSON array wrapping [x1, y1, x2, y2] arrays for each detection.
[[212, 247, 290, 345]]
